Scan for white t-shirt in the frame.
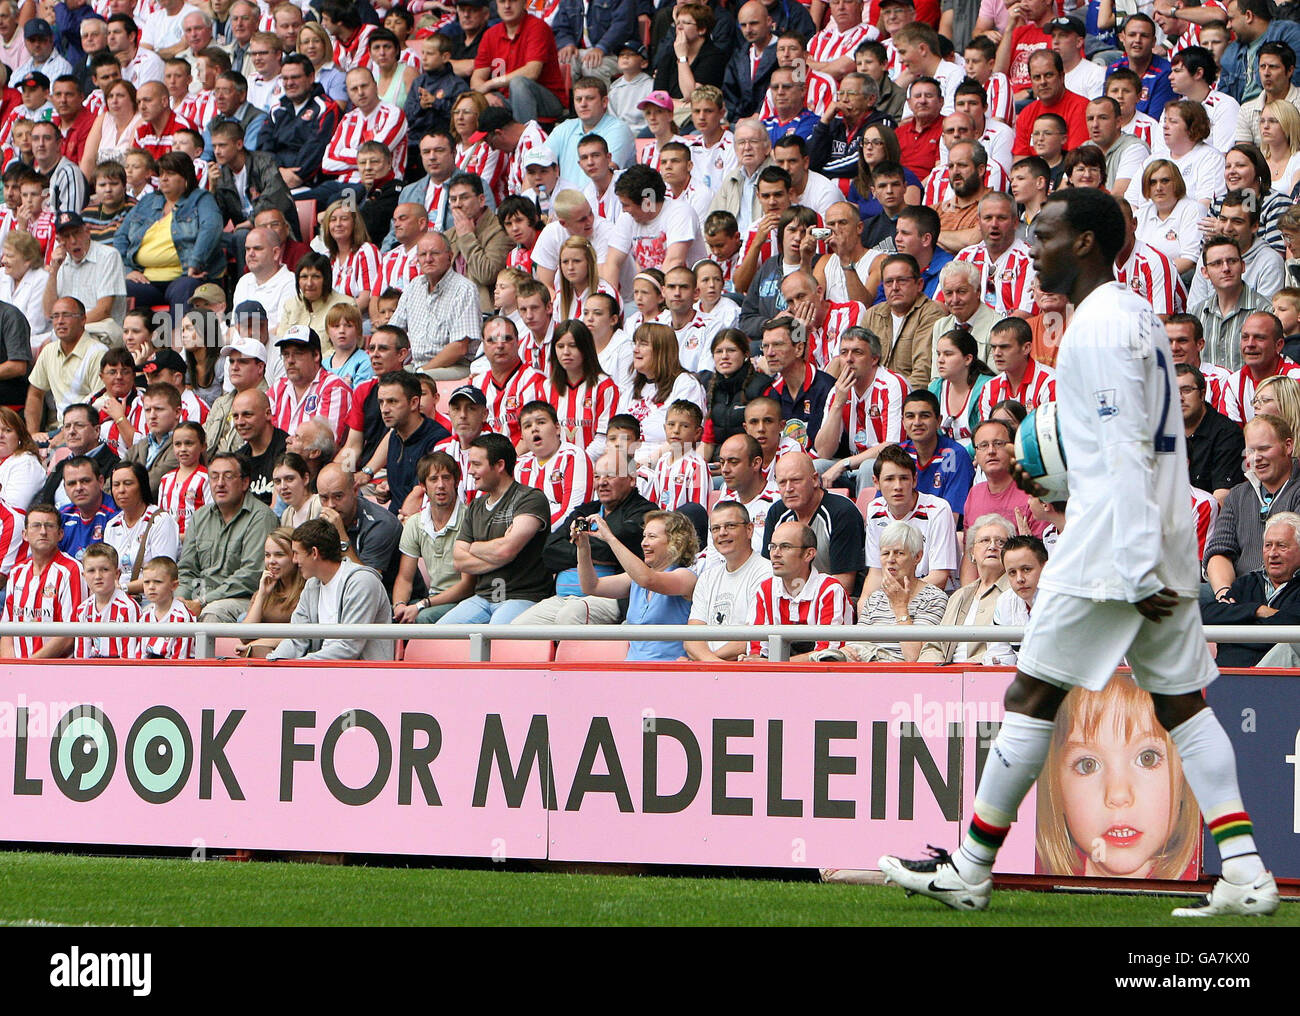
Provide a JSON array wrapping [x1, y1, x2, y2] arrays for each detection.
[[1064, 58, 1105, 99], [1134, 197, 1203, 266], [619, 370, 707, 446], [142, 4, 201, 50], [532, 215, 615, 272], [1126, 144, 1225, 209], [864, 491, 959, 579], [689, 551, 772, 652], [1041, 282, 1201, 601], [607, 197, 706, 273]]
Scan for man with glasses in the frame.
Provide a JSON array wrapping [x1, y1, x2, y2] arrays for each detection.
[[760, 66, 817, 146], [1191, 235, 1272, 372], [744, 517, 852, 661], [809, 72, 890, 182], [863, 253, 945, 389], [962, 418, 1046, 540], [1179, 363, 1245, 504], [388, 231, 482, 380], [685, 500, 773, 663], [708, 117, 772, 236]]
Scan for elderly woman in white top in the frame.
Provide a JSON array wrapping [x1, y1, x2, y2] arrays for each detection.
[[918, 513, 1013, 664], [838, 521, 948, 662], [0, 231, 49, 353]]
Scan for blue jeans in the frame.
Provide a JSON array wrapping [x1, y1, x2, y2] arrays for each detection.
[[437, 594, 537, 625]]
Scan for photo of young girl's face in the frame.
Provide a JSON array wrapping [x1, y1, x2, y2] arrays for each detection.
[[1036, 676, 1198, 881], [1060, 712, 1174, 878]]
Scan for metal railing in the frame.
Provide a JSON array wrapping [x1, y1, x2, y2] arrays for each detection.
[[1, 622, 1297, 663]]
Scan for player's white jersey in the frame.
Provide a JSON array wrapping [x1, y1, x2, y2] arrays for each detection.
[[1041, 282, 1201, 601]]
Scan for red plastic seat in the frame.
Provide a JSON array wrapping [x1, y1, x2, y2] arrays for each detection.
[[635, 137, 654, 164], [855, 486, 877, 515], [400, 639, 471, 663], [296, 198, 317, 242], [491, 639, 555, 663], [555, 639, 629, 662], [213, 637, 243, 658]]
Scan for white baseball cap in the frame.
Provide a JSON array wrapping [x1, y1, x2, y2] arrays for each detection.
[[219, 336, 268, 362]]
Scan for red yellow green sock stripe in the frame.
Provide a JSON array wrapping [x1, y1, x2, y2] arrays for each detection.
[[1207, 811, 1253, 848], [968, 813, 1010, 851]]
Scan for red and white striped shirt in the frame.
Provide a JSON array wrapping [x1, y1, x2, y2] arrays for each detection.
[[99, 390, 146, 456], [457, 140, 507, 205], [86, 89, 105, 115], [519, 321, 554, 374], [1201, 361, 1232, 415], [507, 244, 534, 275], [1116, 241, 1186, 317], [1191, 486, 1219, 560], [180, 389, 209, 425], [132, 110, 196, 160], [332, 244, 381, 301], [0, 499, 24, 578], [157, 466, 209, 540], [32, 210, 56, 263], [1122, 111, 1159, 148], [543, 375, 619, 455], [175, 89, 218, 130], [506, 119, 550, 197], [139, 598, 194, 660], [268, 368, 353, 443], [378, 242, 419, 292], [922, 161, 1010, 206], [322, 100, 408, 182], [553, 280, 618, 324], [761, 70, 836, 118], [3, 551, 86, 658], [649, 449, 710, 510], [808, 21, 876, 65], [478, 363, 547, 446], [1167, 0, 1226, 58], [1222, 358, 1300, 424], [808, 300, 869, 369], [983, 72, 1015, 125], [515, 442, 595, 529], [956, 239, 1039, 316], [978, 359, 1057, 418], [332, 23, 377, 72], [638, 133, 689, 173], [827, 366, 911, 452], [749, 568, 853, 657], [74, 590, 140, 660]]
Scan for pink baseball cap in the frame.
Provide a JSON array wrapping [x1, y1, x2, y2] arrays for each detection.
[[637, 90, 675, 112]]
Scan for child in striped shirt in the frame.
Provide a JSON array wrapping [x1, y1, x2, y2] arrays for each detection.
[[138, 556, 194, 660], [74, 543, 140, 660], [157, 422, 209, 540], [649, 401, 710, 511]]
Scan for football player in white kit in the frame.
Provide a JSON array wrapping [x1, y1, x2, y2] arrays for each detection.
[[879, 189, 1278, 917]]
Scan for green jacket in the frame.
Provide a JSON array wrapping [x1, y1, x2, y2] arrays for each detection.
[[178, 491, 279, 604]]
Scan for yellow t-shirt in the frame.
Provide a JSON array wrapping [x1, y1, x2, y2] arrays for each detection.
[[137, 212, 183, 283]]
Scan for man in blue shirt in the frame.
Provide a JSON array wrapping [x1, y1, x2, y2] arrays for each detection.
[[58, 455, 115, 560], [898, 389, 974, 522], [762, 65, 818, 145], [1105, 13, 1174, 116], [1216, 0, 1300, 101], [546, 75, 635, 187]]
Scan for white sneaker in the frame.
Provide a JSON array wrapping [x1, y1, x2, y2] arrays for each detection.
[[1172, 872, 1279, 918], [878, 847, 992, 912]]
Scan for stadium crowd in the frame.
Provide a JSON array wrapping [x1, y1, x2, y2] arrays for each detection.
[[0, 0, 1298, 664]]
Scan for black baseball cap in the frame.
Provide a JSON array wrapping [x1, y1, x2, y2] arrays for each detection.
[[145, 349, 186, 375], [55, 211, 85, 234], [1047, 16, 1086, 35], [17, 71, 50, 90], [448, 385, 487, 407]]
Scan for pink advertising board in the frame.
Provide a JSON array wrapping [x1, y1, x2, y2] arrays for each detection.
[[0, 661, 1036, 872]]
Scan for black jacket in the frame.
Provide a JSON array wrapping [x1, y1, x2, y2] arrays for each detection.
[[544, 492, 656, 575], [1187, 403, 1245, 495], [212, 149, 297, 233], [1201, 570, 1300, 667], [37, 443, 120, 507], [701, 366, 774, 450], [360, 178, 402, 251], [723, 38, 776, 123], [261, 85, 341, 187]]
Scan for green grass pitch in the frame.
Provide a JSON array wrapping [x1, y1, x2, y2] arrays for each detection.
[[0, 851, 1295, 926]]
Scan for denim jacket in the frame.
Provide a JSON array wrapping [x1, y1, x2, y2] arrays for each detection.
[[550, 0, 634, 55], [111, 188, 226, 279], [1218, 19, 1300, 102]]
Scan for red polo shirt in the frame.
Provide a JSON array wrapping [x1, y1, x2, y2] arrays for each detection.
[[1012, 88, 1091, 156], [133, 110, 193, 160], [896, 116, 944, 180], [57, 104, 97, 164], [474, 14, 565, 107]]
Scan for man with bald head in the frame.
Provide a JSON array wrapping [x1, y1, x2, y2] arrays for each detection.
[[742, 518, 853, 661], [377, 201, 430, 291], [132, 79, 189, 156], [230, 387, 287, 503], [231, 224, 295, 336], [761, 450, 865, 594], [724, 1, 777, 122], [316, 461, 404, 588], [389, 230, 482, 379], [709, 116, 773, 236]]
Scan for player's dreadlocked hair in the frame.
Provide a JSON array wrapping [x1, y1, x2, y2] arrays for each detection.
[[1042, 188, 1128, 264]]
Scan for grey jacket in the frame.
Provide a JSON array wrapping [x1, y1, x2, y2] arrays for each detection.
[[1204, 460, 1300, 578], [268, 559, 395, 661]]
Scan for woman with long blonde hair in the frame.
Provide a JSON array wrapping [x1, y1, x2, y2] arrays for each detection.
[[1259, 99, 1300, 194], [319, 198, 379, 315], [237, 527, 308, 658], [554, 235, 616, 323]]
